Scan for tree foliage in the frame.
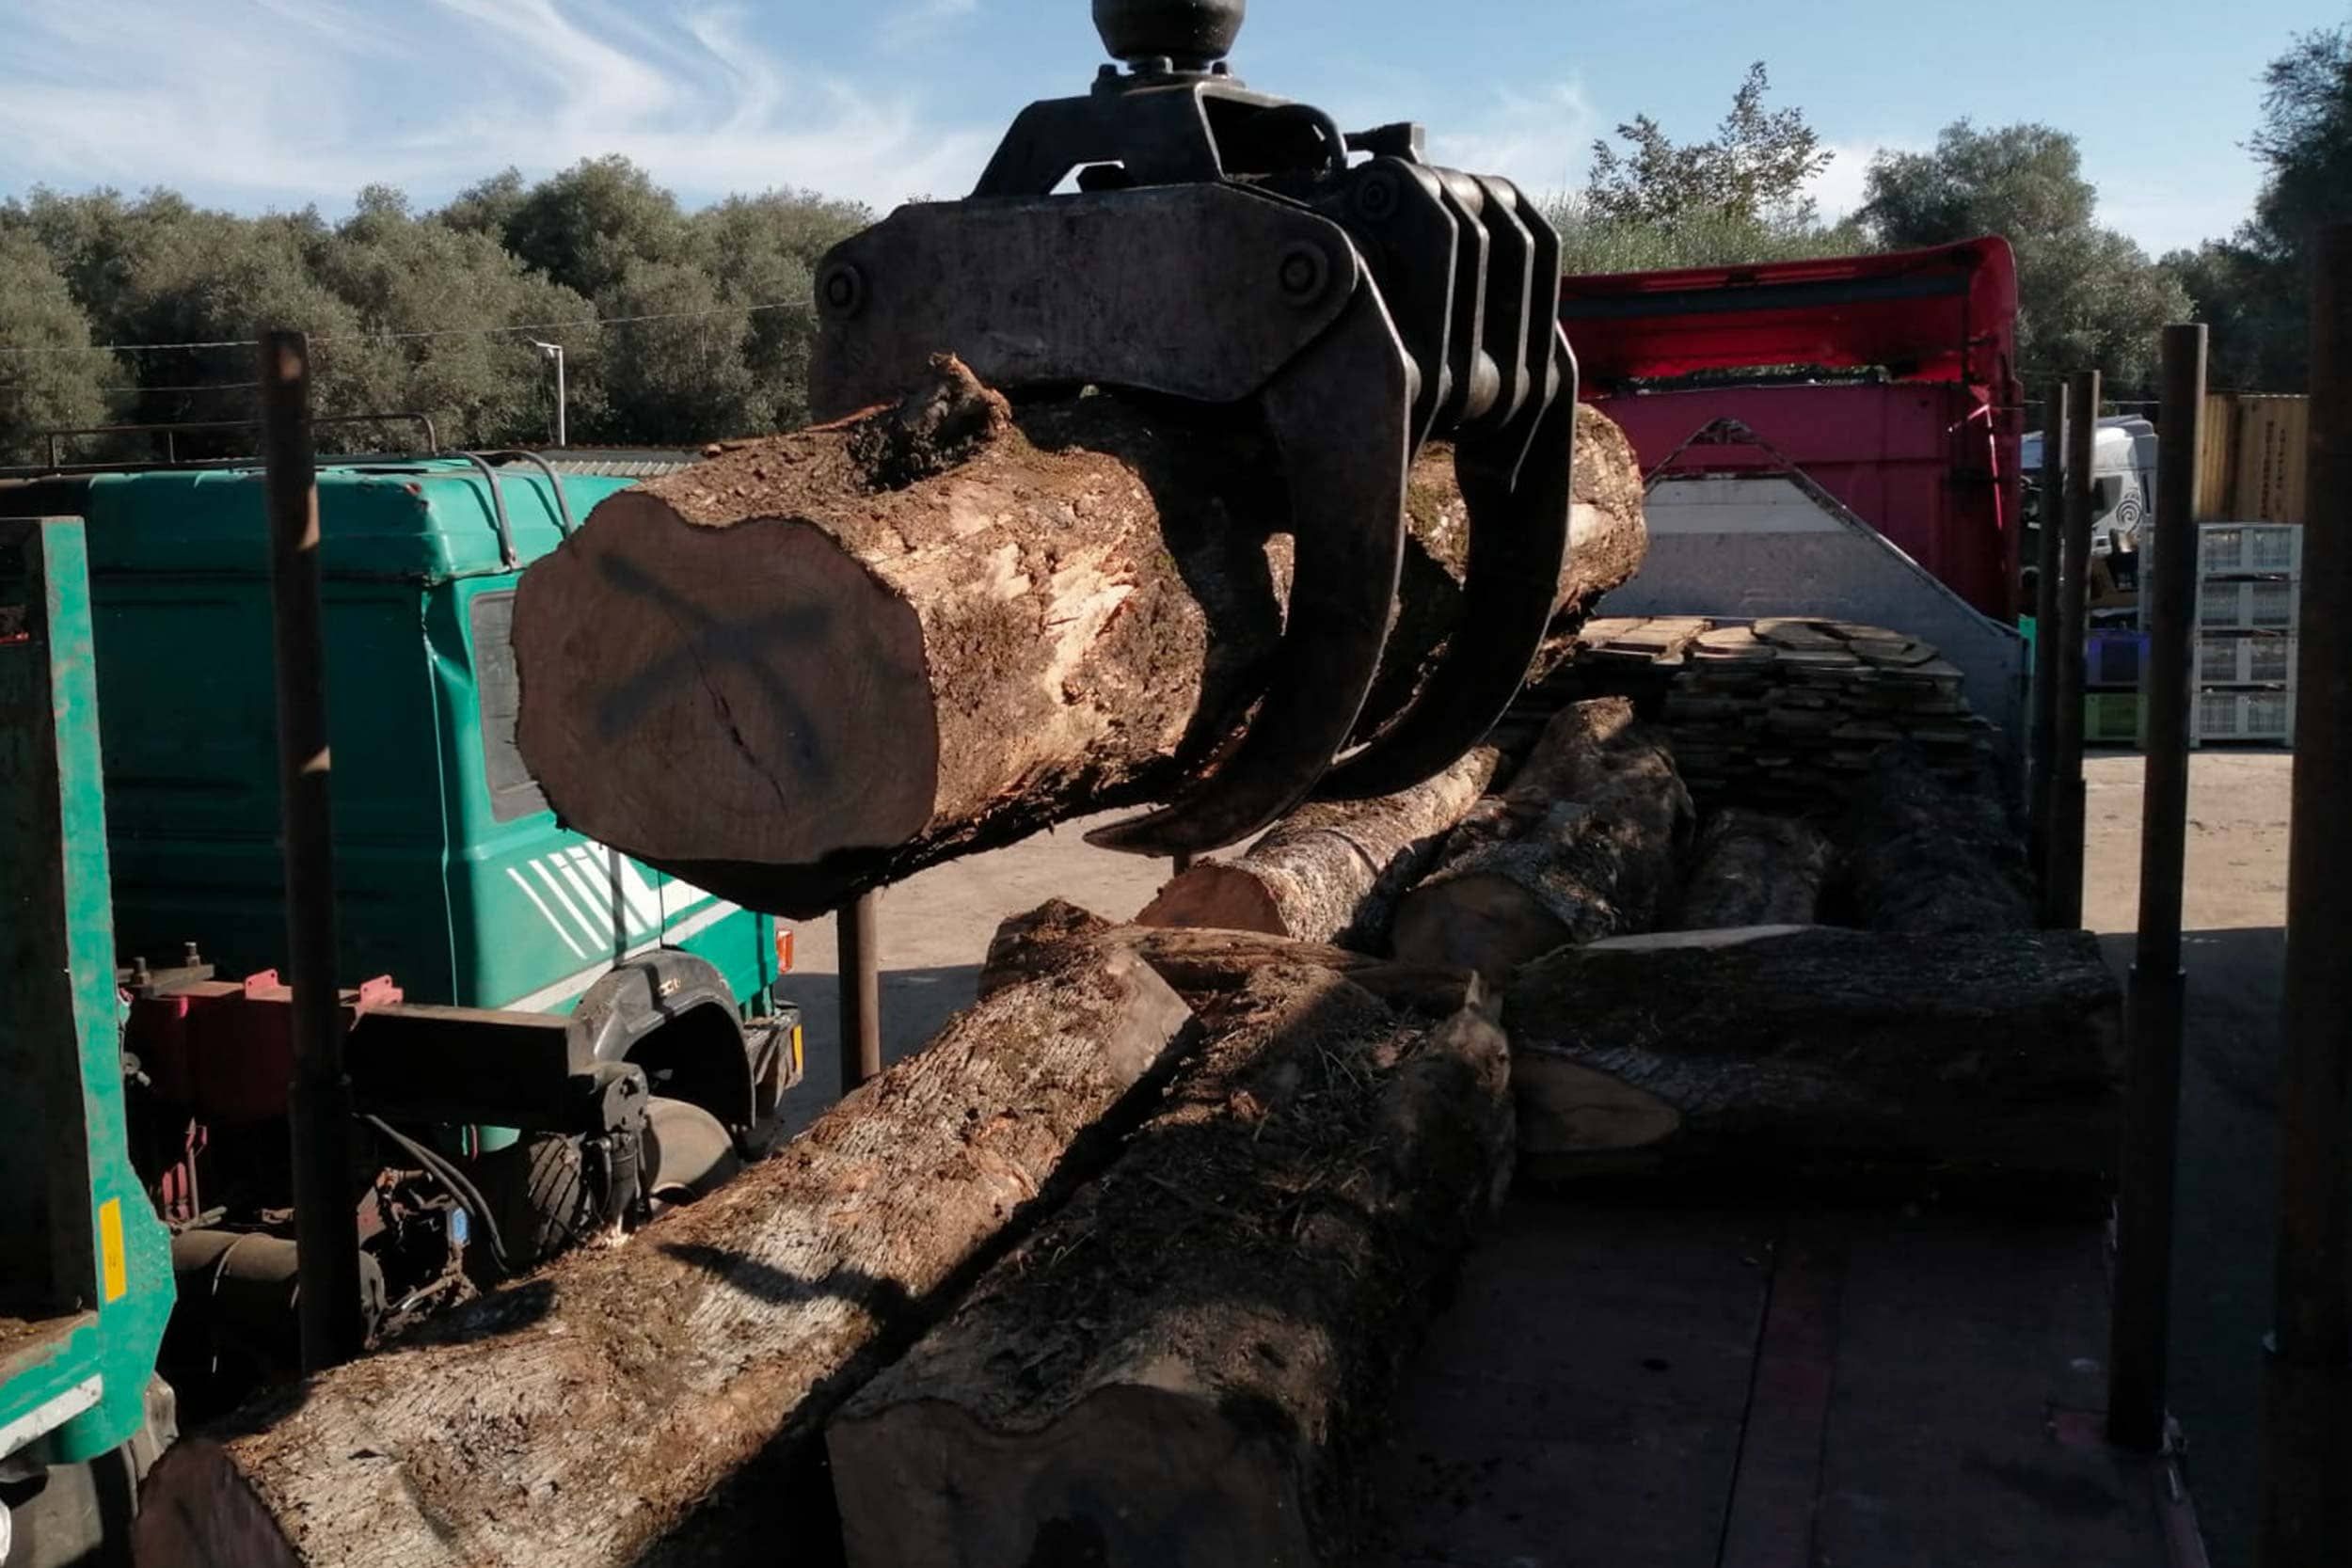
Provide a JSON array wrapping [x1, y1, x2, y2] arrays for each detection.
[[2162, 22, 2351, 390], [0, 228, 109, 465], [1564, 62, 1853, 275], [0, 158, 870, 462], [1860, 121, 2188, 396], [1586, 63, 1833, 228]]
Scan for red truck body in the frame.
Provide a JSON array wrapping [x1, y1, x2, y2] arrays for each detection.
[[1560, 237, 2025, 620]]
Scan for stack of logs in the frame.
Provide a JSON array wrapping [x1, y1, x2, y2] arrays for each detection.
[[133, 368, 2118, 1568], [1565, 616, 2004, 814]]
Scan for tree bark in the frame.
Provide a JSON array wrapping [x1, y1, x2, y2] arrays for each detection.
[[1390, 698, 1694, 986], [513, 357, 1647, 917], [980, 899, 1483, 1021], [1670, 809, 1835, 931], [1504, 926, 2122, 1182], [1136, 746, 1503, 949], [1836, 744, 2035, 934], [133, 952, 1197, 1568], [827, 966, 1512, 1568]]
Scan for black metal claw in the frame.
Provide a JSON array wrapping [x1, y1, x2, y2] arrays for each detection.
[[1319, 325, 1579, 802], [1089, 286, 1414, 853]]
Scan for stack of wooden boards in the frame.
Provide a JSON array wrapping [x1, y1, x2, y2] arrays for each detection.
[[133, 370, 2117, 1568], [1564, 615, 2002, 813]]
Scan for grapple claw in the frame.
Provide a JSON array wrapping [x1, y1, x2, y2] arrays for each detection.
[[1088, 287, 1413, 853], [811, 1, 1583, 853]]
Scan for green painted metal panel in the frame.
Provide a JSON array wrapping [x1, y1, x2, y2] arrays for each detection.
[[70, 463, 778, 1022], [0, 519, 174, 1465]]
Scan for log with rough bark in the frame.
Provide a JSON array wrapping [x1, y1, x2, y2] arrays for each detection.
[[512, 356, 1647, 916], [1390, 697, 1693, 986], [828, 963, 1513, 1567], [1504, 926, 2122, 1182], [1836, 744, 2035, 934], [1136, 745, 1504, 950], [981, 897, 1483, 1020], [1670, 808, 1835, 931], [133, 953, 1198, 1568]]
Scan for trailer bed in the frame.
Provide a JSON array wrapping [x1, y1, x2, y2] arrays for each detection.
[[1369, 1195, 2201, 1566]]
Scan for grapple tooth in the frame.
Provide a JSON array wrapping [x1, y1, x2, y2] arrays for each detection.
[[1472, 174, 1537, 426], [1088, 285, 1413, 855]]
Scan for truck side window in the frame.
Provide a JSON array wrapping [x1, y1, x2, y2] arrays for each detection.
[[469, 592, 549, 823]]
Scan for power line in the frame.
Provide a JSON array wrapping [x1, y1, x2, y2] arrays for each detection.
[[0, 298, 818, 359]]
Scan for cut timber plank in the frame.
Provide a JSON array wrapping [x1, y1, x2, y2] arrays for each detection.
[[134, 952, 1198, 1568], [829, 969, 1513, 1567]]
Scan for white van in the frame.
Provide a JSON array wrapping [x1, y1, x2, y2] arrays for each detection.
[[2021, 416, 2160, 556]]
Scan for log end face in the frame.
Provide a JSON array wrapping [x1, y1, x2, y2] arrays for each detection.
[[1136, 864, 1291, 939], [1391, 874, 1572, 990], [514, 495, 941, 879], [133, 1439, 304, 1568]]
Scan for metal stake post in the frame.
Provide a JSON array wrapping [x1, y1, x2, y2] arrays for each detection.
[[2048, 369, 2100, 930], [2030, 380, 2069, 876], [2109, 325, 2204, 1452], [259, 331, 365, 1373], [2258, 224, 2352, 1567], [837, 891, 883, 1093]]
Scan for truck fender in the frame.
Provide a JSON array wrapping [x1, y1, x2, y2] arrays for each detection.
[[570, 952, 755, 1132]]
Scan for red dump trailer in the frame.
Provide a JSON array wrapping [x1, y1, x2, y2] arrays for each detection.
[[1562, 236, 2025, 621]]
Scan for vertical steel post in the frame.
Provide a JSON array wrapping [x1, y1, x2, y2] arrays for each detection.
[[259, 331, 364, 1374], [837, 891, 883, 1093], [2109, 325, 2205, 1453], [2047, 369, 2099, 930], [2031, 379, 2070, 876], [2258, 224, 2352, 1567]]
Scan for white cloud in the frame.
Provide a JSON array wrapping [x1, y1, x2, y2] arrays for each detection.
[[1804, 137, 1912, 226], [877, 0, 979, 54], [1422, 79, 1599, 206], [0, 0, 996, 214]]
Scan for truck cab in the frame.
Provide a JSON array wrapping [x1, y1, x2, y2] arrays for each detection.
[[2, 451, 803, 1402], [2021, 416, 2160, 557]]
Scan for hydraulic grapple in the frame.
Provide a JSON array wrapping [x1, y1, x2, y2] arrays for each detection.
[[810, 0, 1578, 855]]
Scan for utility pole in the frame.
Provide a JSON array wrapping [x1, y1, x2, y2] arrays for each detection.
[[530, 340, 567, 449], [2258, 222, 2351, 1568], [2108, 325, 2204, 1453], [258, 330, 366, 1373]]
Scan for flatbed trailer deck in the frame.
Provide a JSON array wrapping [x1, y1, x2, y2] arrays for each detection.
[[1371, 1195, 2201, 1566]]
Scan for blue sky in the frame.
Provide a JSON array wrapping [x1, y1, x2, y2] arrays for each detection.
[[0, 0, 2335, 255]]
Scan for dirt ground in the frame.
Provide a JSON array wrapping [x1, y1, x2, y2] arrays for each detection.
[[2082, 749, 2292, 1568], [771, 752, 2294, 1568]]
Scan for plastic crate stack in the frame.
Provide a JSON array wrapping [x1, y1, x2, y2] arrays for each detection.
[[2190, 522, 2300, 747], [2083, 625, 2149, 747]]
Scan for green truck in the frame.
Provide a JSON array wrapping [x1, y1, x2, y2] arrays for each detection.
[[1, 450, 804, 1558]]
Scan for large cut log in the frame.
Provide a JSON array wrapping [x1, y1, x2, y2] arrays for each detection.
[[1390, 697, 1693, 986], [513, 356, 1647, 916], [134, 953, 1198, 1568], [981, 898, 1483, 1020], [1835, 744, 2035, 933], [1136, 746, 1503, 949], [1505, 926, 2122, 1182], [828, 963, 1512, 1567], [1670, 808, 1835, 930]]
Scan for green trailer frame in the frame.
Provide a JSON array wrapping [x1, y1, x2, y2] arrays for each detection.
[[1, 517, 174, 1468]]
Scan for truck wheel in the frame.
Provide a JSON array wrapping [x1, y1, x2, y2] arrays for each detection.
[[644, 1098, 742, 1211], [472, 1133, 596, 1276]]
